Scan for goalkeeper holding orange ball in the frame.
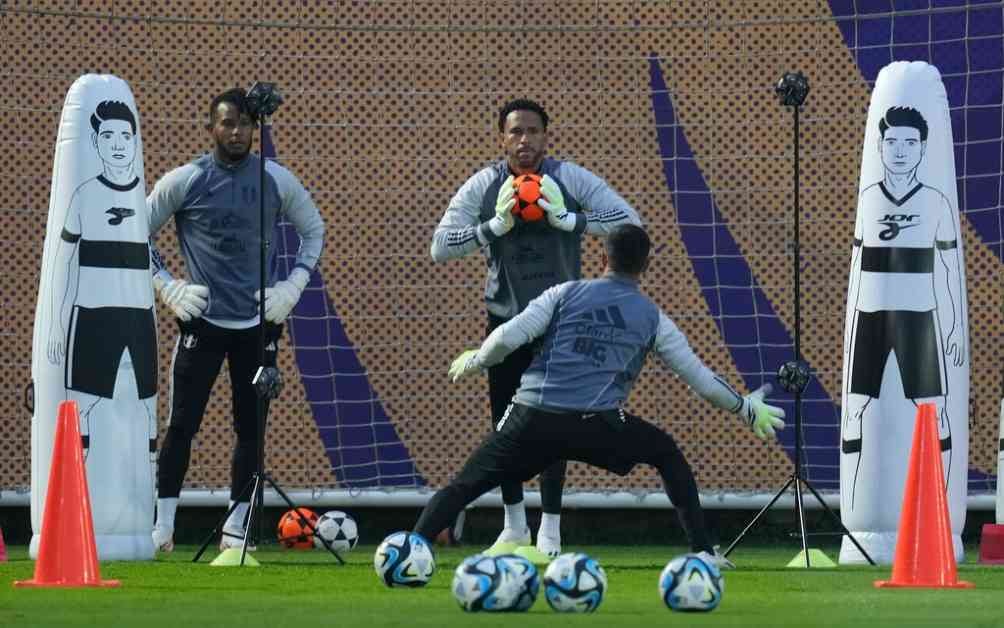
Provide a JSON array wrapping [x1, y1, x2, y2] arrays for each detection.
[[430, 98, 641, 562]]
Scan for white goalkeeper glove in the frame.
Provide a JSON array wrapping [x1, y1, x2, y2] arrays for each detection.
[[155, 276, 209, 322], [255, 267, 310, 324], [538, 174, 577, 232], [487, 175, 516, 237], [448, 349, 482, 382], [740, 384, 786, 440]]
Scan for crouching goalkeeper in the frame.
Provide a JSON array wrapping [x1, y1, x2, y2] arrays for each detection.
[[413, 224, 784, 567]]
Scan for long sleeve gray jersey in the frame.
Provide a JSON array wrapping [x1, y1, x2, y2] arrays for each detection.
[[430, 158, 641, 320], [148, 153, 324, 322], [475, 273, 746, 415]]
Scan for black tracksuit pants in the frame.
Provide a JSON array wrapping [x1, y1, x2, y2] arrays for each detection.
[[156, 318, 282, 501], [414, 403, 713, 553], [487, 315, 566, 513]]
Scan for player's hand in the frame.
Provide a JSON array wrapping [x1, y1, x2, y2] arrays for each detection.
[[538, 174, 576, 232], [741, 384, 786, 440], [945, 332, 965, 366], [46, 324, 65, 365], [255, 268, 310, 324], [448, 349, 481, 382], [158, 278, 209, 322], [488, 175, 516, 236]]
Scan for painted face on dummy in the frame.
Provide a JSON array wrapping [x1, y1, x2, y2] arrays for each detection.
[[501, 110, 548, 175], [880, 126, 925, 176], [93, 119, 136, 168], [209, 101, 255, 163]]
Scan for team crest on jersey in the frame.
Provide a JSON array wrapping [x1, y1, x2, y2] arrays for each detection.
[[182, 333, 198, 349], [105, 206, 135, 225], [877, 213, 921, 240]]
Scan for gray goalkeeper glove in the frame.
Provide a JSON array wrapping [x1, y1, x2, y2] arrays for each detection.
[[538, 174, 577, 232], [448, 349, 482, 382], [487, 175, 516, 237], [155, 276, 209, 322], [256, 267, 310, 324], [740, 384, 786, 440]]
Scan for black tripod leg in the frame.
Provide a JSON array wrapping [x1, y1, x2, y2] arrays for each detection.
[[265, 474, 345, 565], [239, 473, 265, 566], [723, 475, 795, 557], [801, 479, 875, 566], [794, 476, 810, 567], [192, 475, 256, 563]]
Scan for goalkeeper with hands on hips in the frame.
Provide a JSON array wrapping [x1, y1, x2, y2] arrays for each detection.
[[146, 87, 324, 552], [430, 98, 641, 562], [414, 224, 784, 569]]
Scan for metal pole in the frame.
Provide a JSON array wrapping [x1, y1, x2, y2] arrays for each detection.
[[254, 116, 270, 558]]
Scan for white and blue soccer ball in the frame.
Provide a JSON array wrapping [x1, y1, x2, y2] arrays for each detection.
[[659, 552, 724, 612], [314, 510, 358, 554], [451, 554, 523, 612], [373, 532, 435, 588], [542, 552, 607, 613], [494, 554, 540, 611]]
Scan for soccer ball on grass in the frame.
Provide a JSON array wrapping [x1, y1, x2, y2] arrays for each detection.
[[374, 532, 435, 587], [658, 552, 724, 612], [451, 554, 524, 612], [494, 554, 540, 611], [276, 507, 318, 549], [313, 510, 359, 554], [542, 552, 607, 613]]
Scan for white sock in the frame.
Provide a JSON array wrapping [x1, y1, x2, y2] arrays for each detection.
[[155, 497, 178, 530], [225, 501, 250, 530], [503, 501, 527, 533], [539, 512, 561, 540]]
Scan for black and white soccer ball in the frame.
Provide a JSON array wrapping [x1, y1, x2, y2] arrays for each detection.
[[659, 552, 724, 612], [494, 554, 540, 611], [542, 552, 607, 613], [313, 510, 358, 554], [373, 532, 435, 588], [451, 554, 523, 612]]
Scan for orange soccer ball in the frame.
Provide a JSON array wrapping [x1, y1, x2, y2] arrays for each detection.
[[277, 507, 319, 549], [512, 174, 544, 222]]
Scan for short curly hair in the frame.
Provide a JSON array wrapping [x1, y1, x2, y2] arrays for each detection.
[[498, 98, 549, 132]]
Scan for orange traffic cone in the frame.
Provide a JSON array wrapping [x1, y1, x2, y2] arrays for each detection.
[[875, 403, 972, 589], [15, 400, 119, 588]]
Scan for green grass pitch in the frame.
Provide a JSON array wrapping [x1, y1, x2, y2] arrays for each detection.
[[1, 544, 1002, 627]]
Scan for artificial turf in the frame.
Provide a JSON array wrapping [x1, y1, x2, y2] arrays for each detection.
[[1, 544, 1002, 627]]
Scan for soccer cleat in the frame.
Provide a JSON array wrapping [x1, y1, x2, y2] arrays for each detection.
[[483, 527, 530, 557], [513, 544, 553, 565], [219, 525, 256, 552], [535, 533, 562, 559], [698, 546, 736, 571], [152, 525, 174, 553]]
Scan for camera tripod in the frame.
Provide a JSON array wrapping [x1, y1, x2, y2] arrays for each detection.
[[722, 72, 873, 567], [192, 83, 343, 566]]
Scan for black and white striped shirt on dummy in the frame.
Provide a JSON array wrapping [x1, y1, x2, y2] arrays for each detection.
[[430, 158, 641, 320]]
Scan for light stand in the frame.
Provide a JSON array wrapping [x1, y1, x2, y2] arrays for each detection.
[[723, 72, 874, 567], [193, 83, 343, 565]]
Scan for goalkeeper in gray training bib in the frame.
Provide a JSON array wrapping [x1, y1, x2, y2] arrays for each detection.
[[430, 98, 641, 562], [414, 225, 784, 568], [147, 88, 324, 552]]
